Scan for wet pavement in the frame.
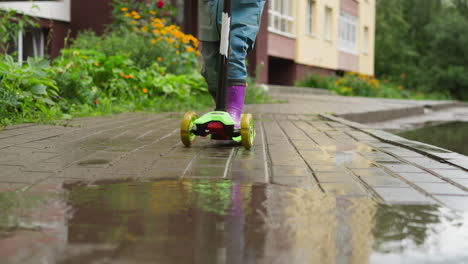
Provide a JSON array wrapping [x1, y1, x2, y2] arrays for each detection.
[[2, 93, 468, 263]]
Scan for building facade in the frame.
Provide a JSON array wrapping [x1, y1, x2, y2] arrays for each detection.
[[259, 0, 376, 84]]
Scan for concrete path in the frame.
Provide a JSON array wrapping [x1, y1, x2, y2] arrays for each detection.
[[1, 91, 468, 263]]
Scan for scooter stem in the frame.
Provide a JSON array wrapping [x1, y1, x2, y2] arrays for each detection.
[[215, 0, 232, 111]]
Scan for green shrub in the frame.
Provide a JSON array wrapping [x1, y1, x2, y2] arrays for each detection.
[[53, 48, 207, 103], [0, 55, 62, 124], [295, 73, 335, 90], [295, 71, 451, 100]]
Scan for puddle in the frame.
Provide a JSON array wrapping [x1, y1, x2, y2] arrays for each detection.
[[399, 122, 468, 155], [61, 180, 468, 263], [2, 179, 468, 263]]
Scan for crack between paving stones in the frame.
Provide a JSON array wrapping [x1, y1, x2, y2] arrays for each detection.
[[275, 119, 324, 192], [260, 121, 272, 183], [181, 145, 206, 179], [223, 147, 238, 179]]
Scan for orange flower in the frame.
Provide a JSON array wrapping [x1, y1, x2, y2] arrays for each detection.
[[151, 38, 157, 44], [125, 74, 135, 79], [401, 73, 407, 79], [131, 11, 138, 16], [157, 57, 163, 62], [141, 26, 149, 32], [93, 62, 100, 67], [134, 15, 141, 19], [176, 51, 180, 55], [186, 47, 195, 53], [142, 88, 148, 94], [121, 7, 128, 12], [93, 100, 99, 104], [119, 72, 125, 77], [125, 13, 131, 17], [150, 11, 156, 15]]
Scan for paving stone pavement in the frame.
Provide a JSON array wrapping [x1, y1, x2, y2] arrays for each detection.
[[1, 98, 468, 211]]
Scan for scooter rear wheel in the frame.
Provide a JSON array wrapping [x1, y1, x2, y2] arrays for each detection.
[[181, 111, 198, 147], [241, 113, 255, 150]]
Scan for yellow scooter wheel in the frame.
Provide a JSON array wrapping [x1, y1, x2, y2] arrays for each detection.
[[180, 111, 198, 147], [241, 113, 255, 150]]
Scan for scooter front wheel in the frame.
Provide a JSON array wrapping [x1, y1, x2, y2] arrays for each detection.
[[241, 113, 255, 150], [181, 111, 198, 147]]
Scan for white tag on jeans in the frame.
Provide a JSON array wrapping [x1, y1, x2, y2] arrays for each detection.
[[220, 12, 231, 57]]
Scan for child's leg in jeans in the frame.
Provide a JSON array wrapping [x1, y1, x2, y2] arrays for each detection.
[[201, 41, 220, 100], [226, 0, 265, 128]]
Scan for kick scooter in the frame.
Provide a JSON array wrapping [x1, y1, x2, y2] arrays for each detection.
[[180, 0, 255, 150]]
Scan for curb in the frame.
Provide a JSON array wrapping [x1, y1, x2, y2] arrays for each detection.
[[320, 113, 468, 172], [338, 101, 468, 124], [266, 84, 333, 95]]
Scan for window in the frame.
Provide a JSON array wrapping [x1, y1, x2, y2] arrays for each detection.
[[324, 7, 332, 41], [338, 11, 357, 53], [306, 0, 315, 35], [15, 28, 46, 63], [268, 0, 295, 37], [363, 26, 369, 53]]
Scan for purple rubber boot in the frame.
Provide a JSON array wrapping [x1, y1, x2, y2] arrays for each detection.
[[226, 85, 246, 129]]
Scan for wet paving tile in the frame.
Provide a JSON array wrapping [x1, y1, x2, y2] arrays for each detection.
[[143, 168, 185, 179], [373, 187, 436, 205], [451, 178, 468, 189], [398, 172, 446, 183], [351, 167, 392, 177], [315, 172, 355, 183], [378, 162, 426, 173], [320, 181, 368, 196], [414, 183, 468, 195], [434, 195, 468, 211], [0, 182, 27, 192], [432, 169, 468, 179], [231, 170, 266, 183], [272, 166, 310, 177], [272, 176, 314, 187], [184, 166, 226, 178], [152, 157, 192, 169], [360, 176, 410, 188]]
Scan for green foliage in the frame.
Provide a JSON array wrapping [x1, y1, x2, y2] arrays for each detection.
[[295, 73, 335, 90], [376, 0, 468, 100], [296, 72, 450, 100], [71, 30, 199, 74], [0, 9, 38, 53], [0, 54, 63, 124], [53, 48, 207, 103]]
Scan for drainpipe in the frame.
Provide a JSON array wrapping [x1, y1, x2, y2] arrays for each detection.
[[17, 30, 23, 65]]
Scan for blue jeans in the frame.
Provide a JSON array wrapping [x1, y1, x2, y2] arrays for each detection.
[[199, 0, 265, 97]]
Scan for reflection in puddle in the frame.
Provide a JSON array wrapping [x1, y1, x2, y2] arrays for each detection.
[[51, 179, 468, 263], [399, 122, 468, 155]]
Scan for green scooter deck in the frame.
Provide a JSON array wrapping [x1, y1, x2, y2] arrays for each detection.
[[194, 111, 241, 142]]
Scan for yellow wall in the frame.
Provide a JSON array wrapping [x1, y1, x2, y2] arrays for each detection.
[[358, 0, 376, 76], [293, 0, 375, 75], [295, 0, 340, 70]]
